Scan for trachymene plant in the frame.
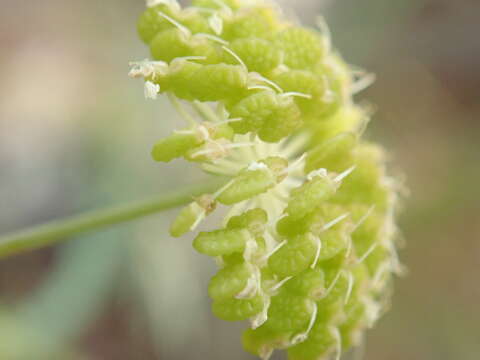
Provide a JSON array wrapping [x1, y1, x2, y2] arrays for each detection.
[[0, 0, 403, 359], [129, 0, 402, 359]]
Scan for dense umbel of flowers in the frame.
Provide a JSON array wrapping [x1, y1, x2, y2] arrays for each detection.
[[130, 0, 402, 359]]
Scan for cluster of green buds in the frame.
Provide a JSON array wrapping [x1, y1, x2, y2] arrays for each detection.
[[130, 0, 402, 359]]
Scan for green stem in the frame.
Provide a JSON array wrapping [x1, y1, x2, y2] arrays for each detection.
[[0, 179, 224, 259]]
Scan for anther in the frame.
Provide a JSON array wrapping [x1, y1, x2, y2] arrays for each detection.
[[144, 81, 160, 99]]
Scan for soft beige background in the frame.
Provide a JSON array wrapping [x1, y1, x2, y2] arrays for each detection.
[[0, 0, 479, 359]]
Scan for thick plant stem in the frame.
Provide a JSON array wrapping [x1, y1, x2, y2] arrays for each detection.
[[0, 179, 225, 259]]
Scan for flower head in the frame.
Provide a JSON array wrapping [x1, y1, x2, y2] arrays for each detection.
[[130, 0, 402, 359]]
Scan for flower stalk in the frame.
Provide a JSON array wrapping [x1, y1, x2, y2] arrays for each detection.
[[0, 179, 225, 259]]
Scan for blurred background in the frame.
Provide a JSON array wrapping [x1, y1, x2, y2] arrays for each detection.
[[0, 0, 478, 359]]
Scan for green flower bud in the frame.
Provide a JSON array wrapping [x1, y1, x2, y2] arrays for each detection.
[[265, 292, 316, 332], [193, 228, 250, 256], [226, 208, 268, 237], [208, 262, 254, 301], [217, 157, 287, 205], [212, 294, 264, 321], [285, 171, 340, 220], [226, 38, 283, 74], [284, 268, 326, 300], [243, 326, 290, 360], [228, 90, 302, 142], [272, 69, 330, 120], [170, 194, 215, 237], [151, 132, 202, 162], [268, 233, 318, 277], [137, 4, 179, 44], [150, 28, 193, 62], [306, 132, 357, 173], [287, 324, 337, 360], [274, 27, 326, 70], [189, 63, 248, 101], [222, 7, 281, 40]]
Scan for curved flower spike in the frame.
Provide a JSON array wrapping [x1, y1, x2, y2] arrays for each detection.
[[130, 0, 403, 359]]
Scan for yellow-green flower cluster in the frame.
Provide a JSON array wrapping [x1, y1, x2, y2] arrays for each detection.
[[130, 0, 402, 359]]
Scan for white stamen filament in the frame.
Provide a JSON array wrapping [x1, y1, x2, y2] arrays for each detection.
[[168, 93, 197, 126], [174, 57, 208, 65], [249, 73, 284, 93], [214, 117, 242, 126], [351, 205, 375, 233], [195, 33, 229, 45], [243, 237, 259, 263], [332, 327, 342, 360], [281, 91, 312, 99], [222, 46, 247, 70], [212, 178, 236, 199], [322, 213, 350, 231], [371, 262, 390, 290], [208, 12, 223, 35], [248, 85, 275, 92], [334, 165, 356, 183], [262, 240, 287, 262], [269, 276, 293, 293], [320, 270, 343, 300], [291, 302, 318, 345], [345, 235, 353, 259], [345, 271, 354, 304], [190, 210, 206, 231], [281, 153, 306, 177], [280, 133, 309, 158], [250, 295, 271, 329], [157, 11, 191, 37], [192, 101, 220, 123], [351, 73, 376, 95], [189, 141, 255, 159], [356, 242, 379, 265], [236, 266, 260, 299], [315, 16, 332, 53], [311, 236, 322, 269]]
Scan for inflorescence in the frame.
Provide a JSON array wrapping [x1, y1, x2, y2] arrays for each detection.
[[130, 0, 402, 359]]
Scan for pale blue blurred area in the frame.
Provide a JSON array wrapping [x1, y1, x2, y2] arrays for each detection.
[[0, 0, 479, 359]]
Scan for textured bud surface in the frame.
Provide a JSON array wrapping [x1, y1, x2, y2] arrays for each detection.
[[130, 1, 402, 359]]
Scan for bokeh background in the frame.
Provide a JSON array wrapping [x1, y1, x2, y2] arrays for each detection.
[[0, 0, 479, 359]]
